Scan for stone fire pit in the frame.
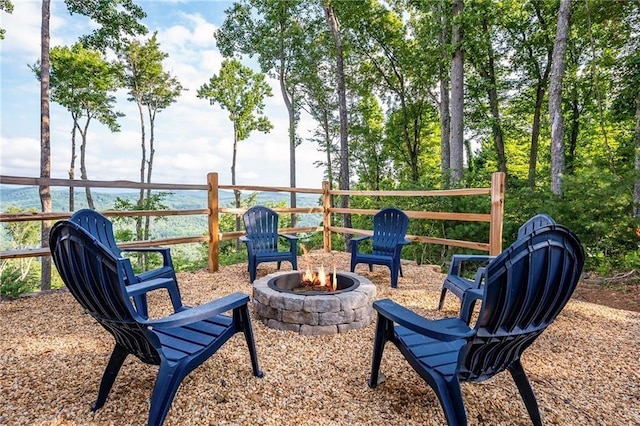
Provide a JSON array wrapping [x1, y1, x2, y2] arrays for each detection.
[[252, 271, 376, 335]]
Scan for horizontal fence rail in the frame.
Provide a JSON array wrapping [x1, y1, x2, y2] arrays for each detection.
[[0, 172, 505, 272]]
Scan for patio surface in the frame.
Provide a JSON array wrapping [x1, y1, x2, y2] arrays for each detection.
[[1, 250, 639, 425]]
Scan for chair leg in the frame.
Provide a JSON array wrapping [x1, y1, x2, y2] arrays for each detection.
[[431, 377, 467, 426], [508, 360, 542, 426], [133, 294, 149, 318], [92, 344, 129, 412], [390, 265, 399, 288], [437, 288, 448, 310], [277, 261, 282, 270], [235, 305, 264, 378], [368, 313, 392, 388], [368, 264, 374, 272], [148, 363, 185, 426], [248, 259, 256, 283]]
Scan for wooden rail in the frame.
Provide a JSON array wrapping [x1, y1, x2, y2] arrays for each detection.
[[0, 172, 505, 271]]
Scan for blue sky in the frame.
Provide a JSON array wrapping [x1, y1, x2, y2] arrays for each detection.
[[0, 0, 324, 189]]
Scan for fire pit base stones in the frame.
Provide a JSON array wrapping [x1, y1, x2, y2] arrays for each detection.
[[252, 271, 376, 335]]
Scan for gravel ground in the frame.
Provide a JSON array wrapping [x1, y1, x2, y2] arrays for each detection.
[[1, 250, 639, 426]]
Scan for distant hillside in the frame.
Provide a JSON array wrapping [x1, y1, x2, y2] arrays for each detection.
[[1, 186, 323, 245]]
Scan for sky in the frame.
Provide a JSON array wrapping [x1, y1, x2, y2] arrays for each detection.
[[0, 0, 326, 190]]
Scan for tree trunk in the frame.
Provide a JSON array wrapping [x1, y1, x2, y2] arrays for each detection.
[[449, 0, 464, 185], [79, 115, 95, 209], [69, 118, 79, 211], [39, 0, 52, 291], [135, 100, 145, 241], [324, 1, 351, 250], [633, 94, 640, 218], [482, 18, 506, 174], [528, 82, 546, 187], [548, 0, 571, 196], [232, 121, 241, 249], [279, 56, 297, 228], [439, 1, 451, 187], [144, 106, 156, 246]]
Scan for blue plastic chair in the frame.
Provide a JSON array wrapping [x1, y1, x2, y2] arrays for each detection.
[[350, 207, 410, 288], [438, 214, 556, 321], [50, 220, 263, 426], [240, 206, 298, 283], [70, 209, 178, 318], [368, 224, 584, 426]]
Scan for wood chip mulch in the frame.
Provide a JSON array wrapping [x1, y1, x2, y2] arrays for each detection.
[[1, 251, 639, 425]]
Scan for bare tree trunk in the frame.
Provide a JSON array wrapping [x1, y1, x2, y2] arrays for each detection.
[[633, 94, 640, 218], [232, 121, 241, 250], [69, 118, 79, 211], [527, 7, 552, 188], [324, 1, 351, 250], [548, 0, 571, 196], [39, 0, 52, 291], [136, 100, 145, 241], [144, 106, 156, 245], [279, 56, 297, 228], [449, 0, 464, 185], [439, 1, 451, 187], [79, 117, 95, 209]]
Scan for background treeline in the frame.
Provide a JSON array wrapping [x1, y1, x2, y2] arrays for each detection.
[[2, 0, 639, 295]]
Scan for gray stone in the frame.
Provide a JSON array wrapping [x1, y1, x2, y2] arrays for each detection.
[[337, 291, 368, 310], [271, 293, 305, 311], [281, 310, 318, 325], [302, 295, 341, 313], [267, 319, 300, 333], [318, 310, 347, 326], [254, 301, 280, 320], [300, 324, 338, 336]]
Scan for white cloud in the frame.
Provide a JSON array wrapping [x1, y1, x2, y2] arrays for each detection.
[[1, 1, 326, 192]]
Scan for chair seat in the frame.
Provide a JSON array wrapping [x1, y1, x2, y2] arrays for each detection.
[[395, 324, 466, 379], [155, 314, 234, 362]]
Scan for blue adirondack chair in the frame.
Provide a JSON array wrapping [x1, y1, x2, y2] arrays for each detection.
[[368, 224, 584, 426], [240, 206, 298, 283], [49, 220, 263, 426], [438, 214, 556, 322], [70, 209, 178, 318], [350, 207, 410, 288]]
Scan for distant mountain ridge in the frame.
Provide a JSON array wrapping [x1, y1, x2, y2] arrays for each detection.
[[0, 185, 321, 212]]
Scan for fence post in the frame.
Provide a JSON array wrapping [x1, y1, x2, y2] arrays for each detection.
[[207, 172, 219, 272], [489, 172, 505, 255], [322, 181, 331, 252]]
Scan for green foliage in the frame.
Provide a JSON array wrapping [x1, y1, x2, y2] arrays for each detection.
[[197, 58, 273, 141]]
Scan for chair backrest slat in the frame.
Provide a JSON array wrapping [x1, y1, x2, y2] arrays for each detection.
[[243, 206, 280, 252], [372, 208, 409, 255]]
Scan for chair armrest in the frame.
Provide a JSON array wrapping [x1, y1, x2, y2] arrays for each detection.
[[279, 234, 298, 241], [460, 288, 484, 324], [239, 236, 250, 243], [125, 277, 178, 297], [373, 298, 474, 341], [351, 235, 371, 251], [122, 247, 173, 267], [144, 292, 250, 329], [448, 254, 496, 275]]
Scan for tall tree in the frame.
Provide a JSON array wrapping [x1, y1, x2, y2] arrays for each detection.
[[197, 58, 273, 235], [35, 43, 123, 210], [323, 0, 352, 250], [548, 0, 572, 195], [36, 0, 147, 291], [119, 33, 183, 243], [217, 0, 312, 227], [39, 0, 52, 290], [449, 0, 465, 185]]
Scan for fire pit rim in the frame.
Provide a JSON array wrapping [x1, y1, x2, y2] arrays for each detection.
[[267, 270, 360, 295]]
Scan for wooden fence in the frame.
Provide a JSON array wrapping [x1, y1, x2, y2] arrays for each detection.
[[0, 172, 505, 272]]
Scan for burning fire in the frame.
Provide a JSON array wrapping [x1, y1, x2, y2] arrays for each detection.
[[300, 246, 337, 292]]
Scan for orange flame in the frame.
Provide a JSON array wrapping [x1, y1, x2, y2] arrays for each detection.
[[299, 245, 337, 291]]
